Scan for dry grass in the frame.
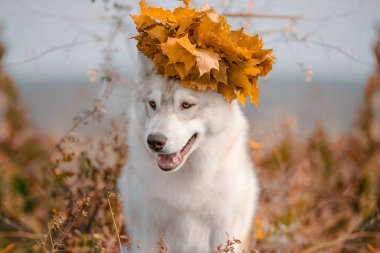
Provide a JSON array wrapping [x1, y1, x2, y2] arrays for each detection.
[[0, 31, 380, 252]]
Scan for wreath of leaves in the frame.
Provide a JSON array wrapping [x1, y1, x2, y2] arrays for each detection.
[[132, 0, 274, 106]]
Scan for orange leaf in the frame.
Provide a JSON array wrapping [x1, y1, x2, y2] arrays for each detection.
[[131, 14, 157, 31], [218, 84, 236, 103], [140, 1, 177, 23], [160, 35, 196, 73], [181, 0, 191, 8], [211, 61, 228, 84], [146, 25, 169, 43], [174, 63, 187, 79], [249, 140, 262, 151], [228, 66, 252, 94], [193, 48, 220, 76]]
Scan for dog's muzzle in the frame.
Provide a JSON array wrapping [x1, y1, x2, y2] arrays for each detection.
[[156, 133, 197, 171]]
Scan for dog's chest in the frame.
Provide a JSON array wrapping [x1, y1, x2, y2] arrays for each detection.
[[141, 169, 241, 224], [146, 174, 219, 210]]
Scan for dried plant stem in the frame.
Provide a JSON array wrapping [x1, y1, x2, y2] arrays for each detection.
[[3, 39, 100, 68], [56, 210, 81, 247], [54, 81, 113, 151], [0, 231, 37, 239], [48, 226, 55, 252], [266, 37, 375, 67], [40, 238, 47, 253], [50, 15, 123, 176], [107, 196, 123, 253], [289, 38, 374, 66], [304, 232, 380, 253], [224, 12, 303, 20]]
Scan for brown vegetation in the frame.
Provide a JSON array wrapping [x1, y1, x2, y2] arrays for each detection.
[[0, 31, 379, 252]]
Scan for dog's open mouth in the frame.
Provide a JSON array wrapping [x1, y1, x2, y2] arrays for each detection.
[[157, 133, 197, 171]]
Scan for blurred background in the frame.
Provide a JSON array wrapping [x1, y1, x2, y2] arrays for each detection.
[[1, 1, 380, 252], [1, 0, 379, 144]]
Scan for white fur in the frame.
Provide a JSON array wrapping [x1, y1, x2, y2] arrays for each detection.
[[118, 55, 259, 252]]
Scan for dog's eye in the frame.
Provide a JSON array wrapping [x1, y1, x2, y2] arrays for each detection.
[[181, 102, 193, 109], [149, 100, 156, 110]]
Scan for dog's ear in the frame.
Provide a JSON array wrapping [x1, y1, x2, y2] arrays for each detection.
[[135, 53, 156, 84]]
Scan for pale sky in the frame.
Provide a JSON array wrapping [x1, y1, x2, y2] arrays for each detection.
[[0, 0, 379, 87]]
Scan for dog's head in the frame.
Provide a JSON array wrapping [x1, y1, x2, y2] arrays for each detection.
[[134, 54, 235, 172]]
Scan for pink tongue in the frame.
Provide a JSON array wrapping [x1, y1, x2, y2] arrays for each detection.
[[157, 152, 182, 169]]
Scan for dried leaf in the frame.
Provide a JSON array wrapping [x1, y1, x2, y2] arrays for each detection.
[[146, 25, 169, 43], [159, 35, 196, 74], [193, 48, 220, 76], [218, 84, 236, 103], [181, 0, 191, 8], [131, 14, 157, 31], [211, 62, 228, 84], [140, 1, 176, 23]]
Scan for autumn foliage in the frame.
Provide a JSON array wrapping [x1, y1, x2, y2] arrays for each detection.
[[1, 23, 380, 253], [132, 1, 274, 105]]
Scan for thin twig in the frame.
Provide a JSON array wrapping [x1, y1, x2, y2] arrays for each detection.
[[56, 210, 81, 247], [3, 39, 101, 67], [298, 38, 374, 67], [0, 213, 34, 233], [0, 231, 38, 239], [267, 37, 375, 67], [107, 195, 123, 253], [51, 15, 123, 161], [304, 231, 380, 253], [224, 12, 303, 20], [41, 241, 47, 253], [47, 226, 55, 253]]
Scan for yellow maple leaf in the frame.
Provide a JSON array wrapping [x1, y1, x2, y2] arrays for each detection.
[[182, 74, 218, 92], [131, 14, 157, 31], [163, 64, 178, 77], [160, 35, 196, 73], [242, 60, 262, 76], [193, 48, 220, 76], [259, 55, 274, 76], [176, 18, 195, 37], [229, 29, 263, 52], [181, 80, 199, 91], [146, 25, 169, 43], [236, 90, 247, 106], [211, 61, 228, 84], [249, 77, 259, 106], [196, 12, 230, 48], [136, 34, 158, 58], [153, 53, 168, 75], [172, 7, 198, 36], [228, 66, 252, 94], [140, 1, 177, 23], [173, 7, 197, 20], [221, 40, 253, 62], [176, 34, 196, 53], [152, 53, 167, 65], [197, 73, 218, 91], [174, 63, 187, 79], [218, 84, 236, 103], [252, 48, 273, 63], [181, 0, 191, 8]]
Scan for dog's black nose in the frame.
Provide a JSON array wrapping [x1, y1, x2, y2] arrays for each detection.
[[147, 134, 167, 151]]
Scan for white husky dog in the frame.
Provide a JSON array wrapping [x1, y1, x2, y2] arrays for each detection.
[[118, 54, 260, 252]]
